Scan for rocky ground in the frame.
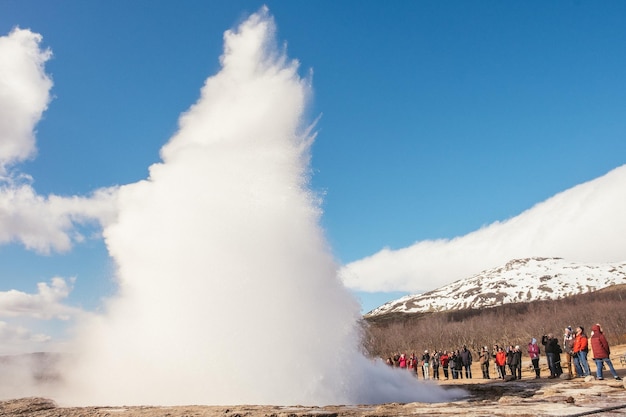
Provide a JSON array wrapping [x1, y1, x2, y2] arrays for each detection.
[[3, 346, 625, 417], [3, 375, 625, 417]]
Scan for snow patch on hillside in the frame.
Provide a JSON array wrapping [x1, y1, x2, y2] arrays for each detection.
[[366, 258, 626, 316]]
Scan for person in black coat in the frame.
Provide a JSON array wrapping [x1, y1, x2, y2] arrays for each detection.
[[506, 345, 515, 376], [513, 346, 522, 379], [460, 345, 473, 379], [506, 345, 521, 380], [542, 333, 561, 378]]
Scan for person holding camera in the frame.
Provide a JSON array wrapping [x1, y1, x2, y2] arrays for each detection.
[[542, 334, 561, 378]]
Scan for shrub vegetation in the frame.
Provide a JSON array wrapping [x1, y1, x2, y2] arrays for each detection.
[[362, 284, 626, 358]]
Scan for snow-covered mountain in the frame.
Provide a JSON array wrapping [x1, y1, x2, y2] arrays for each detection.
[[365, 257, 626, 317]]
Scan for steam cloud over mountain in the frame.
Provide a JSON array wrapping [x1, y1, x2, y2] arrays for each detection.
[[341, 164, 626, 294]]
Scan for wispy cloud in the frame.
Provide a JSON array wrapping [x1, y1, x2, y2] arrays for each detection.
[[0, 277, 79, 320], [0, 277, 82, 354], [341, 164, 626, 293], [0, 320, 50, 346]]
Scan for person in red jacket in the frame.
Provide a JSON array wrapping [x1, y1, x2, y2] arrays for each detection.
[[439, 351, 450, 380], [408, 352, 418, 378], [590, 324, 622, 381], [495, 347, 507, 379], [398, 353, 407, 369], [572, 326, 591, 377]]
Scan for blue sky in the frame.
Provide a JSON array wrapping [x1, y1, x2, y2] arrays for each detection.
[[1, 1, 625, 354]]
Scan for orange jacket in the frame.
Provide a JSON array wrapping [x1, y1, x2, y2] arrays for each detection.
[[573, 334, 588, 353]]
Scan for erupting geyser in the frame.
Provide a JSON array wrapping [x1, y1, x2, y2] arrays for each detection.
[[56, 8, 463, 406]]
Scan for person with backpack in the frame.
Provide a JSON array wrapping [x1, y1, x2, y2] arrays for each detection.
[[553, 339, 564, 377]]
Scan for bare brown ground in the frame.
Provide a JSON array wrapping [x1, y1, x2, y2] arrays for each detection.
[[3, 345, 625, 417]]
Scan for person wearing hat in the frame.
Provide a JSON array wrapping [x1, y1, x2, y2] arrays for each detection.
[[573, 326, 591, 377], [589, 324, 622, 381], [563, 326, 576, 377], [528, 338, 541, 379]]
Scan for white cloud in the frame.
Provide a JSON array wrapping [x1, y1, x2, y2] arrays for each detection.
[[0, 181, 118, 254], [0, 321, 50, 345], [0, 319, 56, 357], [0, 27, 52, 172], [0, 277, 82, 354], [0, 277, 80, 320], [341, 164, 626, 293], [0, 27, 119, 254], [0, 27, 113, 356]]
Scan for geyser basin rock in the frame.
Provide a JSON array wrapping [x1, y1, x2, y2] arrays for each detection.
[[4, 378, 626, 416]]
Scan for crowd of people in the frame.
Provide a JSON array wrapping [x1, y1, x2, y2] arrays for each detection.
[[384, 323, 622, 382]]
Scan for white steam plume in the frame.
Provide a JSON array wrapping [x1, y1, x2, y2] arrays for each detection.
[[59, 8, 462, 406]]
